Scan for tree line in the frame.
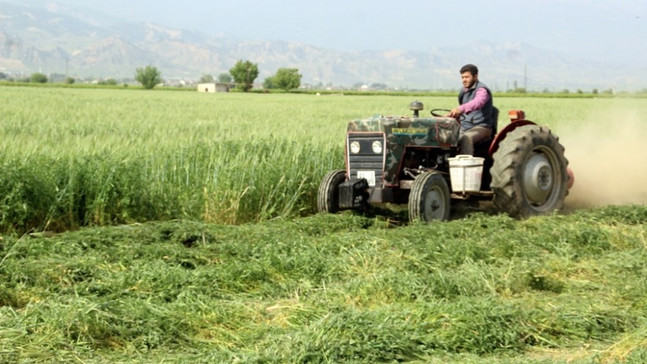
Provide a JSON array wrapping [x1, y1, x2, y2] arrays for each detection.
[[202, 60, 302, 92], [136, 61, 301, 91], [7, 65, 641, 95], [1, 59, 301, 92]]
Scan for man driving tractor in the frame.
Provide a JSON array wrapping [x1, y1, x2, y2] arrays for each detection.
[[448, 64, 496, 155]]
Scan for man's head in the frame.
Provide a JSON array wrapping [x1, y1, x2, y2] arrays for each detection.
[[459, 64, 479, 89]]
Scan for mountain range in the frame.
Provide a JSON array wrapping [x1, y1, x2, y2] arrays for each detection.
[[1, 1, 645, 91]]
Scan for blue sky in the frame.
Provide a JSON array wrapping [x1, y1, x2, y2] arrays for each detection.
[[10, 0, 647, 65]]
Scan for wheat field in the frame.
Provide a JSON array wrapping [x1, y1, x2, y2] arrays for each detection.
[[3, 86, 647, 232]]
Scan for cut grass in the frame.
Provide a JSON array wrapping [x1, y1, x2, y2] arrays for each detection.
[[1, 205, 646, 362]]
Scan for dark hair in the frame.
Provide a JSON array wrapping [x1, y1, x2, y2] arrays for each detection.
[[460, 64, 478, 76]]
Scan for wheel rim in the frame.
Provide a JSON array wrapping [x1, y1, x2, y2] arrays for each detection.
[[523, 147, 561, 208], [423, 186, 447, 220]]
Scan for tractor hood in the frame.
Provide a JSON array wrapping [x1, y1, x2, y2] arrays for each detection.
[[347, 115, 460, 147]]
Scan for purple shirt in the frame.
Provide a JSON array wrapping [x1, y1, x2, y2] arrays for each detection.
[[459, 87, 490, 114]]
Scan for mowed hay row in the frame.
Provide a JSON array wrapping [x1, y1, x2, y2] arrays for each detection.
[[0, 208, 646, 362]]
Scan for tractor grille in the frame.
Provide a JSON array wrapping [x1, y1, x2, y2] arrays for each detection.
[[346, 133, 386, 187]]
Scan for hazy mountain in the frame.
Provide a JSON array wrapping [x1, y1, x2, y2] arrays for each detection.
[[1, 1, 644, 91]]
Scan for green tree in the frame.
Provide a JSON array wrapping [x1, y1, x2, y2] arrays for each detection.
[[199, 74, 214, 83], [99, 78, 118, 86], [217, 73, 232, 83], [273, 68, 302, 91], [229, 60, 259, 92], [30, 72, 48, 83], [135, 65, 163, 89], [263, 76, 276, 89]]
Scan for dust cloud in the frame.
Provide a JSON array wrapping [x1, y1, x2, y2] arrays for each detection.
[[558, 110, 647, 210]]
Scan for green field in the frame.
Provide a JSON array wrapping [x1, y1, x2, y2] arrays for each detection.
[[3, 86, 646, 232], [1, 86, 647, 363]]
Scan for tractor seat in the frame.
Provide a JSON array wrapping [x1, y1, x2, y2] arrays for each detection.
[[473, 107, 499, 154]]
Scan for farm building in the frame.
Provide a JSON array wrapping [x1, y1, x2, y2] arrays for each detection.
[[197, 82, 231, 93]]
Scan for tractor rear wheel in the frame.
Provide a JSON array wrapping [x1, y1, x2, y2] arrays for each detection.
[[490, 125, 569, 218], [408, 171, 451, 222], [317, 170, 346, 213]]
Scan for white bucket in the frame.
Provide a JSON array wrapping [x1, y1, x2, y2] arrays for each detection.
[[448, 155, 484, 193]]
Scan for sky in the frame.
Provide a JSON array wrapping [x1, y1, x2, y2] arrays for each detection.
[[9, 0, 647, 65]]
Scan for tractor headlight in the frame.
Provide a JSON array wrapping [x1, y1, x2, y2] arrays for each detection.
[[350, 141, 361, 154], [371, 140, 383, 154]]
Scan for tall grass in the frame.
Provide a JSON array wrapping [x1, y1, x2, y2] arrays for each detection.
[[2, 86, 647, 232], [1, 87, 356, 232]]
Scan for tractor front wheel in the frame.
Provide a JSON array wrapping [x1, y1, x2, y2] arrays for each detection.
[[490, 125, 569, 218], [317, 170, 347, 213], [408, 171, 451, 222]]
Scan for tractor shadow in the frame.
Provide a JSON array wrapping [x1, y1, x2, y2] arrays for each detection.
[[450, 199, 499, 219], [359, 199, 499, 227]]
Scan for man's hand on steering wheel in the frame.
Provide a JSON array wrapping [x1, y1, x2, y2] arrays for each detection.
[[448, 107, 463, 118], [430, 108, 466, 122]]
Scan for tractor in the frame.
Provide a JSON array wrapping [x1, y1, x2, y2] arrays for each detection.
[[317, 101, 574, 221]]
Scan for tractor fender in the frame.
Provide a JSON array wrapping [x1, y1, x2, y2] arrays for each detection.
[[567, 166, 575, 190], [488, 119, 535, 156]]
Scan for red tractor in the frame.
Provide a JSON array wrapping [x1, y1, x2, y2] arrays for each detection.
[[318, 101, 574, 221]]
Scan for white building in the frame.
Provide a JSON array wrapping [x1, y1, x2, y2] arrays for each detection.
[[197, 82, 231, 93], [197, 83, 216, 93]]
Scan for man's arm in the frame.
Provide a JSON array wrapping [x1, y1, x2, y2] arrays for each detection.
[[449, 88, 490, 117], [459, 88, 490, 114]]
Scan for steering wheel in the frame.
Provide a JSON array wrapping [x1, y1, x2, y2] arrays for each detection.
[[430, 108, 450, 117], [431, 108, 465, 121]]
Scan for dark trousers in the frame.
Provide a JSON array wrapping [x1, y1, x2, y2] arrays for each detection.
[[459, 126, 492, 155]]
